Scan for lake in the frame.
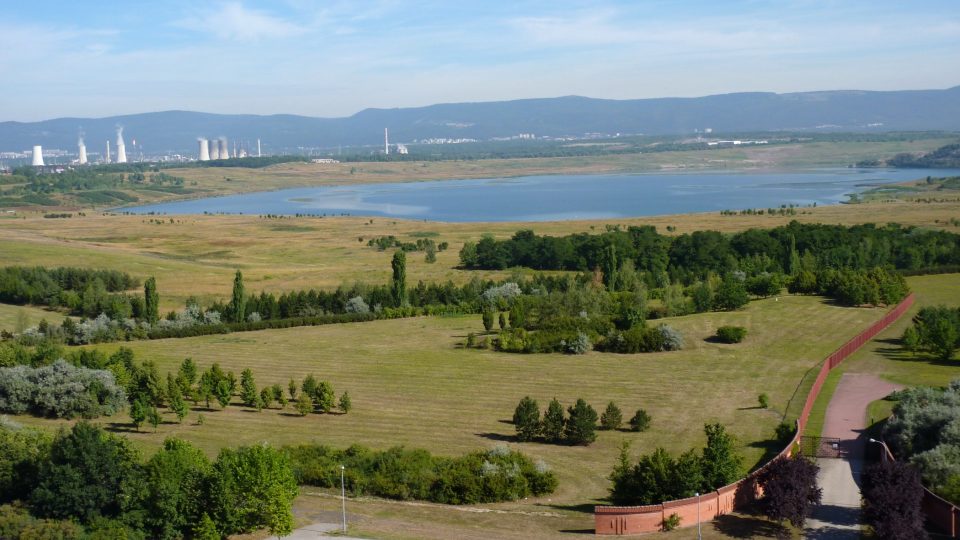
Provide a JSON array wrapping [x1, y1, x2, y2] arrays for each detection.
[[122, 168, 958, 222]]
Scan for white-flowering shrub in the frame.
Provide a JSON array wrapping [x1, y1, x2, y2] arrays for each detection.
[[565, 332, 591, 354], [482, 283, 522, 306], [345, 296, 370, 314], [658, 324, 684, 351], [203, 310, 222, 325], [0, 360, 126, 418], [246, 311, 262, 323]]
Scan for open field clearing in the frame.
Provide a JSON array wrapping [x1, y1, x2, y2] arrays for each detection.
[[15, 293, 884, 538], [0, 303, 64, 333], [4, 193, 960, 311]]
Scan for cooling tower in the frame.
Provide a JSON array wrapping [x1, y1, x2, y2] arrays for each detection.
[[198, 138, 210, 161], [78, 138, 87, 165], [115, 128, 127, 164], [219, 137, 229, 160], [31, 145, 44, 167], [209, 139, 220, 160]]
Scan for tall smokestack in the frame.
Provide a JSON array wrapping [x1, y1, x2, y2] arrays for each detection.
[[219, 137, 229, 160], [198, 138, 210, 161], [257, 138, 261, 157], [31, 145, 44, 167], [384, 128, 389, 155], [115, 127, 127, 164], [78, 137, 87, 165], [209, 139, 220, 160], [105, 140, 111, 164]]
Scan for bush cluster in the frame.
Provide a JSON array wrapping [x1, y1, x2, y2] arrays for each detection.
[[715, 326, 747, 343], [0, 360, 126, 418], [0, 422, 298, 538], [284, 443, 557, 504]]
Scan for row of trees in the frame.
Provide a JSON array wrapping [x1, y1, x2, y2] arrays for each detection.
[[512, 397, 651, 445], [0, 422, 298, 538]]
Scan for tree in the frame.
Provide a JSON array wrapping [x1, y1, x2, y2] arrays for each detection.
[[230, 270, 246, 324], [147, 405, 162, 431], [259, 387, 273, 410], [482, 310, 494, 332], [391, 250, 407, 307], [295, 393, 313, 416], [240, 369, 258, 408], [301, 375, 318, 403], [314, 381, 336, 413], [142, 438, 212, 539], [193, 513, 220, 540], [207, 444, 298, 537], [144, 276, 160, 324], [287, 379, 298, 401], [757, 454, 822, 528], [564, 398, 598, 445], [629, 409, 651, 432], [129, 399, 146, 431], [862, 459, 928, 540], [701, 423, 742, 490], [178, 358, 198, 390], [215, 380, 231, 409], [338, 391, 352, 414], [714, 274, 749, 311], [513, 396, 541, 442], [542, 398, 565, 443], [601, 401, 623, 431], [499, 312, 507, 330], [272, 384, 286, 408], [169, 387, 188, 423], [30, 422, 142, 523], [902, 326, 920, 356]]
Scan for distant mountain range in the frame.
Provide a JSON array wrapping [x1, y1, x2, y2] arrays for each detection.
[[2, 87, 959, 154]]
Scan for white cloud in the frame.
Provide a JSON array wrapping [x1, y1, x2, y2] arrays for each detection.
[[176, 1, 306, 41]]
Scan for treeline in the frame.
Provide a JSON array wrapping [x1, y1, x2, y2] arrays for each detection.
[[459, 222, 960, 283], [0, 422, 298, 538], [285, 444, 556, 504], [0, 266, 139, 316], [185, 156, 308, 169], [887, 142, 960, 168]]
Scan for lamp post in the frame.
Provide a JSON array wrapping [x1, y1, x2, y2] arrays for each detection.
[[868, 438, 891, 462], [696, 491, 702, 540], [340, 464, 347, 533]]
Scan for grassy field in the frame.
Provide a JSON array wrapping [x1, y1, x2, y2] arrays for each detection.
[[4, 191, 960, 312], [0, 303, 64, 333], [14, 292, 887, 539]]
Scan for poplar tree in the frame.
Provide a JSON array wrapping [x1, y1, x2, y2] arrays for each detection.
[[391, 251, 406, 307], [144, 276, 160, 324], [231, 270, 246, 323]]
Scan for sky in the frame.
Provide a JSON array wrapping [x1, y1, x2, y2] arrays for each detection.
[[1, 0, 958, 121]]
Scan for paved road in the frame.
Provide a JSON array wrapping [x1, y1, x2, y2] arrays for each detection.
[[804, 373, 902, 539]]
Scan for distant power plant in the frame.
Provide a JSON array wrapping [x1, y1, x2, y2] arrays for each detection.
[[104, 140, 111, 164], [115, 127, 127, 164], [31, 145, 44, 167], [198, 138, 210, 161], [77, 137, 87, 165]]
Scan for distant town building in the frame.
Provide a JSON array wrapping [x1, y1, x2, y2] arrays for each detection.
[[311, 158, 340, 164]]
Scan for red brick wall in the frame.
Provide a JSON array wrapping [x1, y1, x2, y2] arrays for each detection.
[[595, 293, 916, 535]]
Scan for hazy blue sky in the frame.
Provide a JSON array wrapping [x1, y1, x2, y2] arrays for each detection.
[[2, 1, 958, 121]]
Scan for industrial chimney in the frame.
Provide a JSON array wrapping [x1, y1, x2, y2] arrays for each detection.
[[209, 139, 220, 160], [31, 145, 44, 167], [105, 140, 111, 164], [115, 128, 127, 164], [384, 128, 389, 155], [78, 137, 87, 165], [219, 137, 229, 160]]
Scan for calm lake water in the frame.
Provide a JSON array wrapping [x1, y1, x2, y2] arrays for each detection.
[[122, 168, 959, 222]]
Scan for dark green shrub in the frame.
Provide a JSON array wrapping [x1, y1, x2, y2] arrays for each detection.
[[715, 326, 747, 343]]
